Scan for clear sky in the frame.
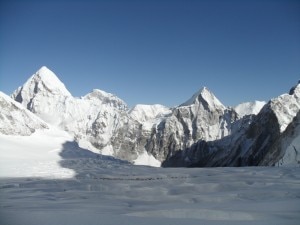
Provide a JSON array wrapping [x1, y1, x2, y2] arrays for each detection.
[[0, 0, 299, 107]]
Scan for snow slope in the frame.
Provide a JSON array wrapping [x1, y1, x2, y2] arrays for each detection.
[[234, 101, 266, 117], [0, 91, 48, 135], [180, 87, 225, 110], [129, 104, 171, 131], [133, 150, 161, 167], [0, 126, 130, 178], [129, 104, 171, 123], [0, 164, 299, 225], [0, 128, 75, 178], [1, 126, 299, 224]]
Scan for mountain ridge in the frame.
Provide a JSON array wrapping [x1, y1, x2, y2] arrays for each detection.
[[1, 66, 299, 167]]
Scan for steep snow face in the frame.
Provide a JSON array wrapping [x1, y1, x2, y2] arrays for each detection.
[[269, 83, 300, 132], [180, 87, 226, 111], [13, 66, 71, 102], [0, 92, 48, 136], [129, 104, 172, 131], [11, 67, 72, 125], [234, 101, 266, 117], [84, 89, 127, 111], [129, 104, 171, 123]]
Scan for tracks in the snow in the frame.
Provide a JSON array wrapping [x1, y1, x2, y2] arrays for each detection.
[[76, 175, 198, 181]]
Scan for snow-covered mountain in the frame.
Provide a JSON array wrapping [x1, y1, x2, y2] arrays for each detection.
[[164, 83, 300, 167], [129, 104, 171, 124], [4, 66, 300, 167], [145, 87, 239, 161], [10, 67, 152, 164], [234, 101, 266, 117], [0, 91, 48, 135], [260, 111, 300, 166]]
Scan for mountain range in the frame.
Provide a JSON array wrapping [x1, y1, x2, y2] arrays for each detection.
[[1, 66, 299, 167]]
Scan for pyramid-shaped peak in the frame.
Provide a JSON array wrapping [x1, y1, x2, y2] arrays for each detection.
[[38, 66, 52, 73], [31, 66, 71, 96], [12, 66, 72, 104], [180, 86, 225, 110]]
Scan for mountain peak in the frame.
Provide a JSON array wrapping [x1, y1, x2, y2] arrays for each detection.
[[180, 86, 225, 110], [38, 65, 51, 73], [32, 66, 71, 96], [234, 100, 266, 117], [84, 89, 128, 111], [12, 66, 71, 106]]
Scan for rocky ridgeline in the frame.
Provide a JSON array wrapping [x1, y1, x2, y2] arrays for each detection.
[[1, 66, 299, 167]]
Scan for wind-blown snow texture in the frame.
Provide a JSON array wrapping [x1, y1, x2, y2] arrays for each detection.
[[3, 66, 300, 167]]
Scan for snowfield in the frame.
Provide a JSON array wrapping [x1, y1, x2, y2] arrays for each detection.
[[0, 132, 300, 225]]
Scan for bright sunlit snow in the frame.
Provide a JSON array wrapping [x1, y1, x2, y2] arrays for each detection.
[[180, 87, 225, 110], [0, 128, 75, 178], [0, 130, 299, 225], [234, 101, 266, 117], [133, 150, 161, 167]]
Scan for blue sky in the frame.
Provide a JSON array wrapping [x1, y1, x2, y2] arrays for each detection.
[[0, 0, 299, 107]]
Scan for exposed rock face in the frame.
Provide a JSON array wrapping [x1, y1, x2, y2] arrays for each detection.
[[163, 84, 300, 167], [10, 66, 300, 167], [260, 111, 300, 166], [0, 91, 48, 135], [145, 88, 239, 162]]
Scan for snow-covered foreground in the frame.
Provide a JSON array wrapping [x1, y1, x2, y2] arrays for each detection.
[[0, 132, 300, 225], [1, 166, 299, 225], [0, 129, 76, 178]]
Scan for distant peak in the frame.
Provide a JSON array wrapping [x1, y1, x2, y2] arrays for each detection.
[[84, 89, 128, 111], [85, 89, 116, 99], [180, 86, 225, 110], [36, 66, 57, 78], [12, 66, 72, 98], [31, 66, 72, 96], [35, 66, 59, 80], [201, 86, 209, 92], [234, 101, 266, 117], [38, 66, 50, 72]]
